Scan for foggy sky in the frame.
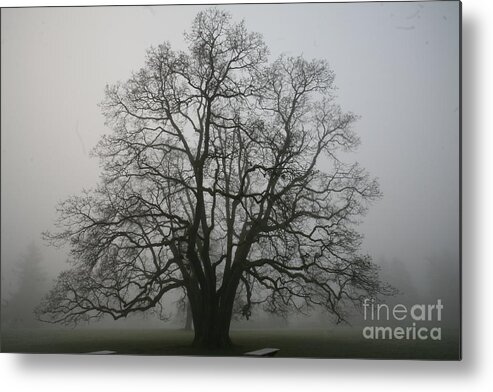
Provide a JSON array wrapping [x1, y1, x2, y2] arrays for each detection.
[[1, 2, 460, 325]]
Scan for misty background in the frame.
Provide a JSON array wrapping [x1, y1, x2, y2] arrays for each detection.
[[1, 2, 459, 331]]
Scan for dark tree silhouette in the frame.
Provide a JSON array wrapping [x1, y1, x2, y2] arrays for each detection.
[[3, 243, 46, 329], [38, 9, 393, 348]]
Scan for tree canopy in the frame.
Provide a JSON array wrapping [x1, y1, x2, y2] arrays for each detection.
[[38, 8, 393, 347]]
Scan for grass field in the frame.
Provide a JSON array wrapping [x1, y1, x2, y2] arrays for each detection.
[[0, 327, 460, 359]]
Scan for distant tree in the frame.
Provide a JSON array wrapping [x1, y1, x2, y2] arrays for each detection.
[[38, 8, 393, 348], [176, 292, 193, 331], [424, 251, 460, 328], [3, 243, 45, 328]]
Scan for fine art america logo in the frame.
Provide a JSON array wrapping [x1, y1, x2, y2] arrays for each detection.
[[362, 298, 444, 341]]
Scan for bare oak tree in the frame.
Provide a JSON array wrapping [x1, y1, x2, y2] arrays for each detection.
[[38, 9, 393, 348]]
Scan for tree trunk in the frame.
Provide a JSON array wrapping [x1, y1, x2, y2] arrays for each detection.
[[184, 300, 193, 331], [190, 280, 239, 349], [191, 301, 232, 348]]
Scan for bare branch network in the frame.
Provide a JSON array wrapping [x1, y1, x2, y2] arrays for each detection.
[[38, 9, 393, 348]]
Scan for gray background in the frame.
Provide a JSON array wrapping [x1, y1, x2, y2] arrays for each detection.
[[1, 2, 460, 328]]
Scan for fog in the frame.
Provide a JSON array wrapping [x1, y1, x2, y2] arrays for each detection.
[[1, 2, 459, 332]]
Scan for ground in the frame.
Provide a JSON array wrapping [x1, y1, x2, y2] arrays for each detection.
[[0, 328, 460, 359]]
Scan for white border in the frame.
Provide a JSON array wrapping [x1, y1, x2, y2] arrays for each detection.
[[1, 0, 491, 391]]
